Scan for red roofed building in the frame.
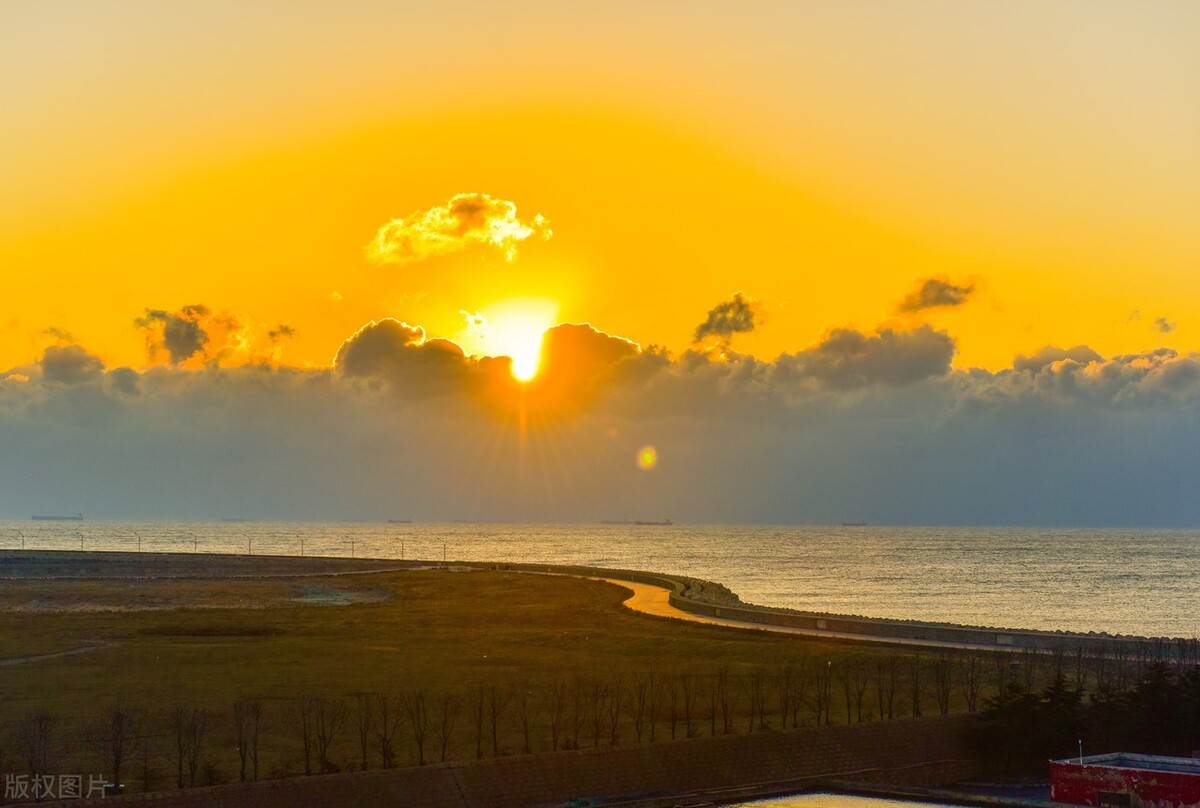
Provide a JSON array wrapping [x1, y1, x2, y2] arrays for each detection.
[[1052, 753, 1200, 808]]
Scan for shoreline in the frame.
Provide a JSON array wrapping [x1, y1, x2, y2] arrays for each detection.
[[1, 548, 1189, 651]]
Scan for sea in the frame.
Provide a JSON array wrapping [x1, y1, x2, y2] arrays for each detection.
[[1, 521, 1196, 638]]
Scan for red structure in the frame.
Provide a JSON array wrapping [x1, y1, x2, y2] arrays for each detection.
[[1052, 753, 1200, 808]]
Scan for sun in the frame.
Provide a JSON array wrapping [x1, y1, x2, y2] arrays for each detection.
[[462, 298, 558, 382]]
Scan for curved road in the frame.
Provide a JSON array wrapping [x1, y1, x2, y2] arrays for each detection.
[[597, 577, 1027, 652]]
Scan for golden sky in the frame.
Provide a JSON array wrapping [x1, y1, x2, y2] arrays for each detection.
[[3, 0, 1198, 373]]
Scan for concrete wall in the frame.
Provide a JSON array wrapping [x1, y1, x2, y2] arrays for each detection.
[[45, 715, 980, 808]]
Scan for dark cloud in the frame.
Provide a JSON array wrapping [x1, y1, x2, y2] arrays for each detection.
[[1155, 317, 1176, 334], [268, 324, 296, 342], [1013, 345, 1103, 373], [40, 344, 104, 384], [897, 277, 974, 313], [135, 305, 211, 364], [693, 293, 760, 345], [334, 318, 471, 394], [107, 367, 141, 396], [777, 325, 955, 389]]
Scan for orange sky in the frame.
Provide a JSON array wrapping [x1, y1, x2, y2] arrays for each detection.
[[3, 0, 1198, 373]]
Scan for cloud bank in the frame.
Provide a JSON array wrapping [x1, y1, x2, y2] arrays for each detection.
[[4, 307, 1200, 525], [366, 193, 551, 265]]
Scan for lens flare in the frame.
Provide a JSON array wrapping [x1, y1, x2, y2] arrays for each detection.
[[636, 445, 658, 470]]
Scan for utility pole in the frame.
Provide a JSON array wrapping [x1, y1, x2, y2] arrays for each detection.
[[133, 531, 142, 553], [15, 529, 24, 551], [442, 542, 447, 563], [300, 537, 305, 557]]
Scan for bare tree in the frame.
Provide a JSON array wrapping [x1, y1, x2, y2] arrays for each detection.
[[629, 674, 650, 743], [960, 654, 984, 713], [375, 694, 401, 769], [606, 676, 623, 745], [472, 686, 486, 759], [814, 661, 833, 725], [646, 671, 658, 742], [717, 666, 733, 734], [873, 657, 899, 720], [16, 710, 55, 782], [402, 691, 429, 765], [776, 666, 794, 730], [568, 678, 585, 750], [789, 660, 812, 728], [513, 686, 534, 754], [588, 680, 608, 747], [434, 693, 461, 762], [97, 704, 139, 791], [314, 698, 347, 773], [679, 674, 697, 738], [907, 656, 923, 718], [932, 654, 954, 716], [663, 677, 679, 739], [352, 693, 375, 771], [233, 699, 264, 782], [547, 680, 569, 751], [291, 696, 317, 776], [487, 685, 509, 757], [170, 705, 208, 788]]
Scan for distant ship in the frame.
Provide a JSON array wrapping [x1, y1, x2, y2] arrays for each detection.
[[841, 521, 868, 527], [32, 513, 83, 521]]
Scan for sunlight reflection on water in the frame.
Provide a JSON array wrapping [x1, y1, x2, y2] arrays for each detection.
[[2, 521, 1197, 637]]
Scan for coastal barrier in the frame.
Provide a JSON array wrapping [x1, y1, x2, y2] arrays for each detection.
[[42, 715, 979, 807], [1, 549, 1176, 653], [490, 561, 1172, 654]]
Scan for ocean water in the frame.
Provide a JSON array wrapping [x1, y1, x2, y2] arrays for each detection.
[[1, 521, 1197, 638]]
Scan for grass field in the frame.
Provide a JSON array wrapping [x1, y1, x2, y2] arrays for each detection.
[[0, 555, 998, 792]]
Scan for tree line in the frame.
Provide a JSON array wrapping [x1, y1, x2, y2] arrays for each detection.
[[3, 637, 1196, 797]]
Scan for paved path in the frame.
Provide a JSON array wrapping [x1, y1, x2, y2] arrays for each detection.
[[0, 641, 118, 667], [597, 577, 1022, 652]]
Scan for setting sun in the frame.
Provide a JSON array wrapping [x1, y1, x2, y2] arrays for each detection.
[[462, 298, 558, 382]]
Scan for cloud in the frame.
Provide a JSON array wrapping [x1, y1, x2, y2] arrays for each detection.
[[268, 324, 296, 343], [777, 325, 955, 390], [134, 304, 246, 366], [40, 344, 104, 384], [135, 305, 211, 364], [366, 193, 551, 265], [1155, 317, 1175, 334], [1013, 345, 1103, 373], [897, 277, 974, 313], [108, 367, 141, 396], [9, 306, 1200, 525], [334, 318, 474, 395], [693, 293, 760, 346]]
